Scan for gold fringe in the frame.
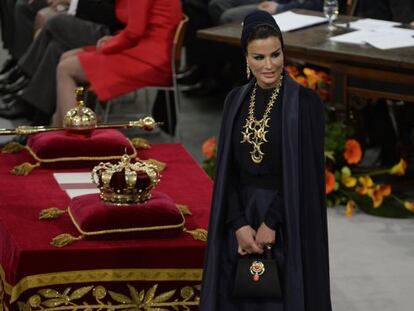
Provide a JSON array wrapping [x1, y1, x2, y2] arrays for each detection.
[[144, 159, 166, 172], [183, 228, 208, 242], [10, 162, 40, 176], [1, 142, 25, 153], [51, 233, 83, 247], [39, 207, 67, 220], [176, 204, 192, 216], [130, 137, 151, 149]]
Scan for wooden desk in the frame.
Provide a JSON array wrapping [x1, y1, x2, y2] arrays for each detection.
[[197, 10, 414, 106]]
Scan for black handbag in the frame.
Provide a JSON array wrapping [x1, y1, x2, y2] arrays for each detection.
[[233, 247, 282, 299]]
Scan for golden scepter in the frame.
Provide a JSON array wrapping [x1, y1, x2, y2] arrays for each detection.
[[0, 87, 160, 136]]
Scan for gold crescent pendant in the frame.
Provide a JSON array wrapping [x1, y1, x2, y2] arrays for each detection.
[[240, 77, 283, 164]]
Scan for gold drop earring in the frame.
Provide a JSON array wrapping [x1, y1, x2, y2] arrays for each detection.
[[246, 61, 251, 80]]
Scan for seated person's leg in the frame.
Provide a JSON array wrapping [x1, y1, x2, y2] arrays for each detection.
[[12, 0, 48, 60], [54, 53, 89, 126]]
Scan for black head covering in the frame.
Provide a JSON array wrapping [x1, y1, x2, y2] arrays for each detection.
[[241, 10, 284, 54]]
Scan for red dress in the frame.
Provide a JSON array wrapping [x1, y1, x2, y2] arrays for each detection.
[[78, 0, 182, 101]]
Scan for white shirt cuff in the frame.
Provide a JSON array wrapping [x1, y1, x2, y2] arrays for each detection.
[[67, 0, 79, 16]]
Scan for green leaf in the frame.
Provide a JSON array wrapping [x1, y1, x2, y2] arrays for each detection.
[[138, 289, 145, 304], [63, 288, 71, 297], [42, 298, 66, 307], [69, 286, 94, 300], [152, 289, 176, 303], [108, 291, 132, 304], [127, 284, 140, 305], [144, 285, 158, 304], [38, 289, 61, 299]]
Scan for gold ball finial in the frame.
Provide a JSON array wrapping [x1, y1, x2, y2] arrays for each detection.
[[63, 86, 97, 131]]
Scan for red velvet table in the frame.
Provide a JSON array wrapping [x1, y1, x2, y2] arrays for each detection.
[[0, 144, 212, 310]]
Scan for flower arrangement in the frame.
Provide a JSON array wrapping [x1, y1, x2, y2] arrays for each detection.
[[201, 137, 217, 179], [285, 65, 331, 102], [200, 65, 414, 217], [325, 130, 413, 217]]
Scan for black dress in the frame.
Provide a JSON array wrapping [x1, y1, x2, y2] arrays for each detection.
[[200, 74, 332, 311], [218, 85, 288, 310]]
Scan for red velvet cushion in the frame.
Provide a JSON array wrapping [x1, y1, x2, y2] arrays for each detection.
[[68, 192, 185, 239], [26, 129, 136, 168]]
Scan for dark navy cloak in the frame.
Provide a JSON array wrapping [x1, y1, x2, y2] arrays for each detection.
[[200, 74, 332, 311]]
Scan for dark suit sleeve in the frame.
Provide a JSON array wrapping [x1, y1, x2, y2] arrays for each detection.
[[390, 0, 414, 23], [76, 0, 124, 32], [276, 0, 323, 13]]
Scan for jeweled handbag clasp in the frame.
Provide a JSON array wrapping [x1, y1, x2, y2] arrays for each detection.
[[250, 260, 265, 282]]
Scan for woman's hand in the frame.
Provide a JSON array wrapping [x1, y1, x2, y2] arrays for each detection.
[[257, 1, 278, 15], [255, 222, 276, 248], [47, 0, 70, 9], [96, 35, 113, 49], [235, 225, 263, 255]]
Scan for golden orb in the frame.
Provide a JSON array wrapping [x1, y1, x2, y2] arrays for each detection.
[[63, 87, 97, 131]]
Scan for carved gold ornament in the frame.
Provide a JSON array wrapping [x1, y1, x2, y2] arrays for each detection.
[[17, 283, 201, 311], [240, 77, 283, 164]]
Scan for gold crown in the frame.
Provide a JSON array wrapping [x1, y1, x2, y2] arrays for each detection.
[[92, 155, 160, 204]]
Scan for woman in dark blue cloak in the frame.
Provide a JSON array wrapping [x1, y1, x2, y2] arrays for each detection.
[[200, 11, 332, 311]]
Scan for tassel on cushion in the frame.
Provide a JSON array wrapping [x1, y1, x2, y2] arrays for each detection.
[[184, 228, 208, 242], [11, 162, 40, 176], [51, 233, 83, 247], [144, 159, 166, 172], [176, 204, 192, 216], [131, 137, 151, 149], [39, 207, 67, 220], [1, 142, 25, 153]]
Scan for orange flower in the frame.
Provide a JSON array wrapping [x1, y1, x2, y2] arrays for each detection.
[[315, 71, 330, 82], [368, 187, 383, 208], [390, 159, 407, 176], [202, 137, 216, 159], [344, 139, 362, 165], [356, 176, 374, 195], [325, 170, 335, 194], [345, 200, 356, 218], [303, 68, 322, 89], [285, 65, 300, 77], [378, 184, 391, 197], [368, 185, 391, 208], [404, 201, 414, 213], [292, 75, 308, 87]]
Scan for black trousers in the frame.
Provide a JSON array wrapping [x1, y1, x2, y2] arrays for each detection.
[[18, 14, 110, 118]]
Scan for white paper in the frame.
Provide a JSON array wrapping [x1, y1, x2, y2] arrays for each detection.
[[365, 34, 414, 49], [53, 172, 97, 198], [66, 188, 100, 199], [273, 11, 327, 32], [349, 18, 400, 30], [53, 172, 92, 184], [329, 30, 375, 44]]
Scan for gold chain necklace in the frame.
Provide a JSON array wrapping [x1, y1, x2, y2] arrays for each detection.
[[240, 77, 283, 164]]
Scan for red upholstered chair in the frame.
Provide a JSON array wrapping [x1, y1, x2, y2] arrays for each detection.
[[100, 15, 189, 141]]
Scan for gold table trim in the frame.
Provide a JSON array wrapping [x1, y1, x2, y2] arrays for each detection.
[[0, 265, 202, 303]]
